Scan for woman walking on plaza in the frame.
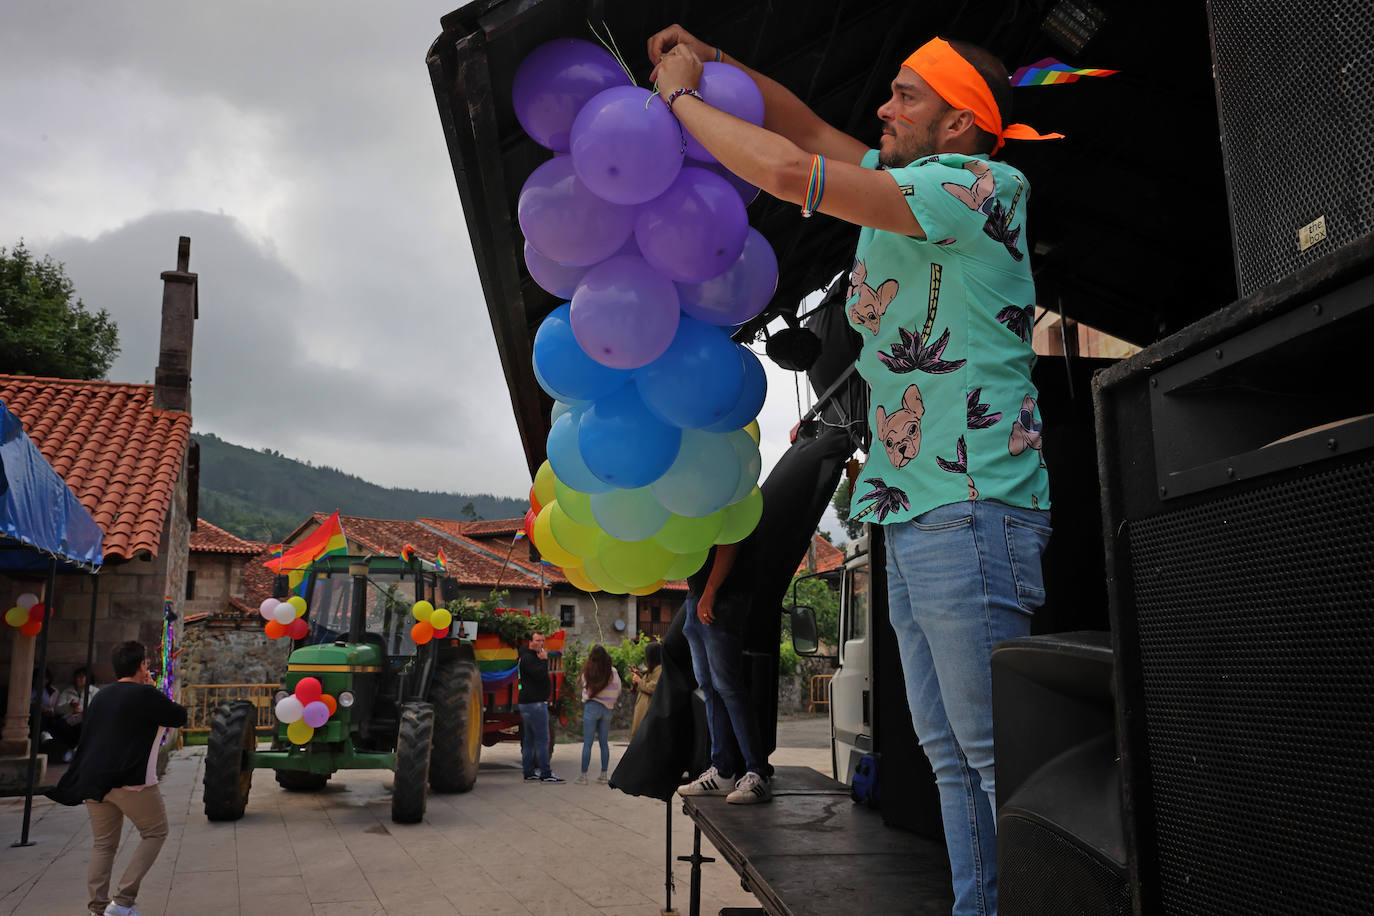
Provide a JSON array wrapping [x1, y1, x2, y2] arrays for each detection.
[[576, 645, 620, 784]]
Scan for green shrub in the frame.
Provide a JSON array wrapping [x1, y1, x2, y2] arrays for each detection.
[[445, 590, 558, 646], [778, 640, 800, 677]]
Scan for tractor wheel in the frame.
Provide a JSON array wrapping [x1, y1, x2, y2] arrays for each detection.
[[391, 701, 433, 824], [429, 657, 483, 793], [274, 769, 330, 791], [203, 700, 256, 821]]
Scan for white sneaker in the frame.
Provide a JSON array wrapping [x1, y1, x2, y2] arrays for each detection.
[[726, 771, 772, 805], [597, 771, 609, 783], [676, 765, 734, 797], [104, 903, 142, 916], [574, 773, 588, 785]]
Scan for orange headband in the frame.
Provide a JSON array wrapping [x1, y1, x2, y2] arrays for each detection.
[[902, 38, 1063, 153]]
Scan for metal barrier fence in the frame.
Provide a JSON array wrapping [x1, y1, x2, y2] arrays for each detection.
[[182, 683, 280, 734], [809, 673, 833, 713]]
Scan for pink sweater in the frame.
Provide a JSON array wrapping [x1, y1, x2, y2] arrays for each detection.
[[582, 668, 621, 710]]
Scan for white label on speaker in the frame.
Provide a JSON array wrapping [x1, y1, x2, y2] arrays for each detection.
[[1298, 216, 1327, 252]]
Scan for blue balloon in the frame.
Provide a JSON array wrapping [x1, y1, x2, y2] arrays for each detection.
[[590, 486, 670, 540], [636, 317, 745, 429], [704, 346, 767, 433], [546, 408, 612, 494], [579, 385, 681, 488], [533, 304, 630, 403], [651, 430, 741, 517]]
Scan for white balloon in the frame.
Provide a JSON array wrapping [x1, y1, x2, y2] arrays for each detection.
[[272, 602, 296, 625], [15, 593, 39, 610], [258, 598, 281, 621], [275, 696, 304, 724]]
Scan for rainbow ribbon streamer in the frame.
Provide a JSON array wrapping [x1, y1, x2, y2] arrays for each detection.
[[1009, 58, 1117, 87]]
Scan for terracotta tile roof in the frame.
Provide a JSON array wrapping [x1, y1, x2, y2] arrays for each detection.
[[0, 375, 193, 560], [797, 533, 845, 575], [190, 520, 267, 555]]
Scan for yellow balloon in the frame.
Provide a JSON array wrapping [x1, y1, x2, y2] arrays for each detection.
[[412, 600, 434, 622], [562, 564, 601, 593], [716, 487, 764, 545], [4, 606, 27, 628], [533, 460, 558, 512], [628, 580, 665, 596], [548, 502, 600, 558], [582, 555, 631, 594], [430, 608, 453, 631], [287, 595, 308, 617], [532, 504, 583, 568], [744, 419, 760, 444], [287, 720, 314, 745]]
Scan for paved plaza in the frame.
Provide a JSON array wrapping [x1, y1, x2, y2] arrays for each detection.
[[1, 719, 832, 915]]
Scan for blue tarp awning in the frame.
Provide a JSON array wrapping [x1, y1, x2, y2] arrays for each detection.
[[0, 400, 103, 572]]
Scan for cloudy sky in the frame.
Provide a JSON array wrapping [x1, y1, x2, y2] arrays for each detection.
[[2, 2, 845, 535]]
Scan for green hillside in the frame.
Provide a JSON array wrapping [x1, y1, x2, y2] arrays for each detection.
[[194, 431, 526, 542]]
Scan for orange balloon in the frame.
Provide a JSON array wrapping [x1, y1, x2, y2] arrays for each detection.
[[320, 694, 338, 716], [18, 620, 41, 637], [529, 485, 542, 514], [411, 621, 435, 645], [264, 620, 286, 639]]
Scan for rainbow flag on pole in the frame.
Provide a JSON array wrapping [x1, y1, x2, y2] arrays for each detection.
[[264, 511, 348, 573], [1009, 57, 1117, 87], [435, 548, 448, 572]]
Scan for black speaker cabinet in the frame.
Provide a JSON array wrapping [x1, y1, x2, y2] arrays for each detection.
[[1094, 237, 1374, 914], [1208, 0, 1374, 297]]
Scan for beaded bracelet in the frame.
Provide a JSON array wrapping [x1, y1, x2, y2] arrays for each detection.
[[665, 87, 704, 111], [802, 154, 826, 217]]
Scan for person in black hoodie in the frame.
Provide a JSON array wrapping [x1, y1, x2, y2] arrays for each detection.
[[49, 640, 187, 916]]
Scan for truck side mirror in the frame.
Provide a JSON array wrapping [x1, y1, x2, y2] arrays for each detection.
[[791, 605, 819, 656]]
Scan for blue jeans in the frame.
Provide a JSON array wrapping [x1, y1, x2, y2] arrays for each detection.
[[581, 701, 611, 774], [885, 501, 1051, 916], [519, 702, 552, 778], [682, 595, 767, 777]]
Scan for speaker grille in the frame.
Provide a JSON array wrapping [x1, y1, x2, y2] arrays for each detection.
[[1000, 814, 1130, 916], [1128, 456, 1374, 914], [1209, 0, 1374, 295]]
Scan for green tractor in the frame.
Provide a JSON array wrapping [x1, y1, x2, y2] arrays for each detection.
[[202, 554, 484, 823]]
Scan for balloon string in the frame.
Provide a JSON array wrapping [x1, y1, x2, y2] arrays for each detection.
[[587, 19, 635, 86]]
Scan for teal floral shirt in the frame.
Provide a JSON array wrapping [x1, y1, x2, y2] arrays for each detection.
[[847, 149, 1050, 525]]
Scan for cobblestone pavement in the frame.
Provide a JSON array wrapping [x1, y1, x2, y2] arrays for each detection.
[[1, 722, 832, 915]]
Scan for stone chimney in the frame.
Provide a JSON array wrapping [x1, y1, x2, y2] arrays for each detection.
[[153, 236, 198, 412]]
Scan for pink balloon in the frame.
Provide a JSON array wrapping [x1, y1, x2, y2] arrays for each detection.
[[684, 63, 766, 163], [677, 228, 779, 326], [571, 255, 680, 369], [571, 86, 684, 205], [301, 701, 330, 729], [258, 598, 280, 621], [294, 677, 323, 705], [519, 156, 634, 267], [512, 39, 632, 152], [635, 168, 748, 283]]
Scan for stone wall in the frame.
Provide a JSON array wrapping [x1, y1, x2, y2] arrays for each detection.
[[185, 554, 239, 619], [180, 619, 290, 686]]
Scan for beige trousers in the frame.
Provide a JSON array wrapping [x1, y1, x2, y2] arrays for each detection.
[[85, 786, 168, 913]]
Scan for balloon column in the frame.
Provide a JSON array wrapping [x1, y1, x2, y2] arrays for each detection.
[[274, 676, 339, 745], [4, 592, 46, 637], [260, 596, 309, 641], [513, 39, 775, 593]]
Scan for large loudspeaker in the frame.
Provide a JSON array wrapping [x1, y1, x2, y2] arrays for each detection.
[[1208, 0, 1374, 296], [1094, 239, 1374, 914]]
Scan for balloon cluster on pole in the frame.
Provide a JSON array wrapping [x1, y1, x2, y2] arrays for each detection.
[[275, 676, 338, 745], [4, 593, 46, 637], [260, 596, 308, 640], [512, 38, 775, 594]]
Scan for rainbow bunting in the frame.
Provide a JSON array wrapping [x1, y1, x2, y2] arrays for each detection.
[[264, 511, 348, 573], [435, 548, 448, 572], [1009, 57, 1117, 87]]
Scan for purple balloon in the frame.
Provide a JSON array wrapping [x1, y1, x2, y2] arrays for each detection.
[[519, 156, 634, 267], [635, 168, 749, 283], [636, 317, 746, 429], [579, 385, 682, 488], [705, 161, 760, 207], [533, 303, 630, 402], [572, 87, 684, 205], [571, 254, 680, 369], [302, 700, 330, 729], [677, 228, 779, 326], [524, 242, 587, 299], [512, 39, 632, 152], [685, 63, 766, 163]]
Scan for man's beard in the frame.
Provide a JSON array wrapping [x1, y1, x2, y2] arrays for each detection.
[[878, 122, 941, 168]]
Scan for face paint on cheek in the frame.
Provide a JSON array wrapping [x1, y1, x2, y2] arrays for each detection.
[[896, 115, 919, 129]]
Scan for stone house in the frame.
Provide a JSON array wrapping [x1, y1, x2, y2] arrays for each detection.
[[1, 238, 199, 760]]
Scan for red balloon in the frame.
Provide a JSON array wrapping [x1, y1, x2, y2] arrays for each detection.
[[523, 508, 538, 541], [264, 620, 286, 639], [27, 602, 45, 622], [19, 620, 42, 637], [434, 626, 450, 639], [294, 676, 323, 704], [529, 485, 542, 515], [287, 618, 309, 640]]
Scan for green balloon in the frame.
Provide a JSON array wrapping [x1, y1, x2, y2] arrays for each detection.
[[597, 532, 675, 587], [715, 487, 763, 545], [554, 478, 597, 527], [663, 548, 709, 581], [653, 510, 725, 554], [582, 555, 630, 594], [550, 502, 600, 558]]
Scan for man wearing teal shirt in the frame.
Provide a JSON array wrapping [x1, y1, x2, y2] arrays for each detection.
[[652, 26, 1055, 915]]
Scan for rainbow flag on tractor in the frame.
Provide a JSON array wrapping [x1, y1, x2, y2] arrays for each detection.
[[264, 511, 349, 588]]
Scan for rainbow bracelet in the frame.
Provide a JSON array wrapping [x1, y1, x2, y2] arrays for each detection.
[[713, 47, 723, 63], [802, 154, 826, 217]]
